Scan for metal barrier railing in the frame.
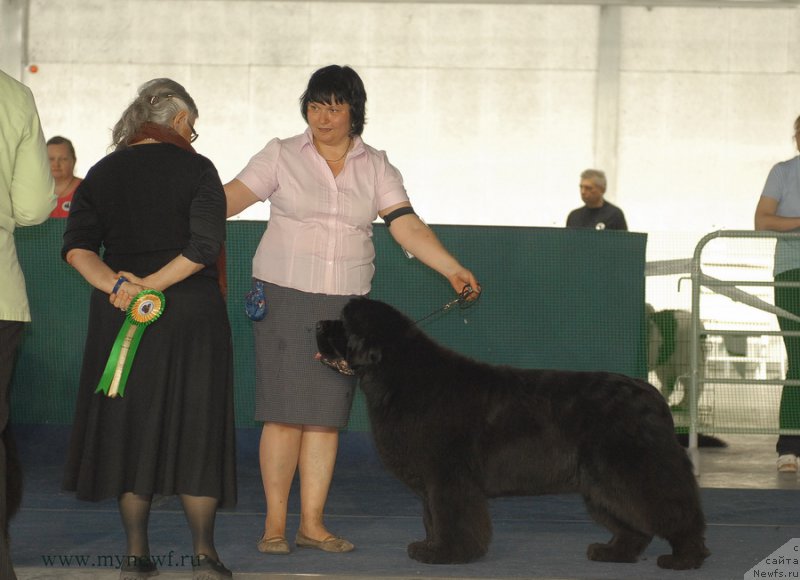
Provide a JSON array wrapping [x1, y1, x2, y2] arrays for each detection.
[[687, 230, 800, 470]]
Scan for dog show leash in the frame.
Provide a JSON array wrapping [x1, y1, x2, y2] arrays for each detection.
[[414, 284, 481, 325]]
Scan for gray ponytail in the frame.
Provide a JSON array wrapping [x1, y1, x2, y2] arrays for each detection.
[[111, 78, 198, 151]]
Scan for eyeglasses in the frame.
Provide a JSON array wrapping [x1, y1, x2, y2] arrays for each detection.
[[149, 93, 198, 142]]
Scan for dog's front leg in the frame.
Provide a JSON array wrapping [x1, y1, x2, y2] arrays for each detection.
[[407, 476, 492, 564]]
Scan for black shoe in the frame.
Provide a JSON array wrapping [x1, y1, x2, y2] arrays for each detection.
[[192, 554, 233, 579], [119, 555, 158, 579]]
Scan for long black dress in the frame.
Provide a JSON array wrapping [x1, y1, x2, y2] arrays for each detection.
[[61, 143, 236, 508]]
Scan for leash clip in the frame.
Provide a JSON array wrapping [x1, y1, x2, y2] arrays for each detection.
[[415, 285, 481, 325], [442, 285, 478, 312]]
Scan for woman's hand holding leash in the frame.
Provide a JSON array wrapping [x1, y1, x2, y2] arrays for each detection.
[[447, 269, 481, 302]]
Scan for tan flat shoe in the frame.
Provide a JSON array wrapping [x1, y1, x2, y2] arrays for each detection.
[[295, 531, 354, 553], [257, 534, 291, 555]]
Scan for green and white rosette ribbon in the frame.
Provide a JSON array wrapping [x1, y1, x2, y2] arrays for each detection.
[[96, 289, 166, 398]]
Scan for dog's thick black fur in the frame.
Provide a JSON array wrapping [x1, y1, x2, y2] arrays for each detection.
[[316, 297, 710, 569]]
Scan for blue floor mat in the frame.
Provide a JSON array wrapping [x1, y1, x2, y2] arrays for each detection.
[[9, 425, 799, 579]]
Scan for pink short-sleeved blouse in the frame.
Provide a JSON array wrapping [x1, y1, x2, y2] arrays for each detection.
[[235, 128, 410, 295]]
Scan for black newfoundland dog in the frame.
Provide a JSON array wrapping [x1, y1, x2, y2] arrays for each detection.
[[316, 297, 710, 569]]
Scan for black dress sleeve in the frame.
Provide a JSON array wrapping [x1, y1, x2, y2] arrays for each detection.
[[181, 162, 226, 266], [62, 176, 103, 261]]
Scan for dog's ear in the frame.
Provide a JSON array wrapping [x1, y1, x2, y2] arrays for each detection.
[[346, 334, 382, 368]]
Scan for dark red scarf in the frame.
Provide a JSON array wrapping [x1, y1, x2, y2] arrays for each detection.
[[130, 122, 195, 153]]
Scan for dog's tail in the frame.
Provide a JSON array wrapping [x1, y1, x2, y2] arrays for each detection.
[[675, 432, 727, 448]]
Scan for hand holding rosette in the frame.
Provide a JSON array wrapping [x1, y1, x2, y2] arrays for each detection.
[[108, 274, 145, 311], [96, 288, 166, 398]]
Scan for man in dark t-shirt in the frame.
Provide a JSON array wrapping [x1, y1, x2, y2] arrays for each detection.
[[566, 169, 627, 231]]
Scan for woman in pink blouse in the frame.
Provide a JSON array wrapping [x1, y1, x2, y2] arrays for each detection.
[[225, 65, 480, 556]]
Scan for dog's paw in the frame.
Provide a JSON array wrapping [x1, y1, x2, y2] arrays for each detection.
[[408, 540, 441, 564], [656, 554, 702, 570], [408, 540, 480, 564], [656, 547, 710, 570], [587, 542, 638, 563]]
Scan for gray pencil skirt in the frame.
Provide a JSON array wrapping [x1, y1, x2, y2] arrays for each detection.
[[253, 281, 358, 428]]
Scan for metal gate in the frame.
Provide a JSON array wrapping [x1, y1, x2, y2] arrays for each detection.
[[685, 230, 800, 469]]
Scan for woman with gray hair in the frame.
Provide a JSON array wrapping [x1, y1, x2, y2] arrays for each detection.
[[61, 78, 235, 579]]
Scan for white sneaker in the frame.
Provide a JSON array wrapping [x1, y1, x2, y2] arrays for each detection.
[[777, 454, 798, 473]]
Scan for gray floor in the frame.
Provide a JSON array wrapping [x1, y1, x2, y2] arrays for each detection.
[[9, 428, 800, 580]]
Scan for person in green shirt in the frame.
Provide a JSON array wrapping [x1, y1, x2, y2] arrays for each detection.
[[0, 68, 55, 580]]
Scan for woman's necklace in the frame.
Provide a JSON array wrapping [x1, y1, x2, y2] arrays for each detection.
[[316, 137, 351, 163], [56, 176, 75, 198]]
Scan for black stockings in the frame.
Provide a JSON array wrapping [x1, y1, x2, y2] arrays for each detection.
[[180, 494, 220, 561], [118, 492, 220, 562], [118, 492, 152, 557]]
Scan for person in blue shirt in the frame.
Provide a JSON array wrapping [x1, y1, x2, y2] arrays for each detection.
[[755, 114, 800, 473]]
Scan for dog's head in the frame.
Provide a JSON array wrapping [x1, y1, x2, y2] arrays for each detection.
[[315, 319, 355, 375], [316, 297, 415, 375]]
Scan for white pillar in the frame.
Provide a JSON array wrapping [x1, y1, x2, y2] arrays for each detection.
[[594, 4, 621, 201], [0, 0, 26, 80]]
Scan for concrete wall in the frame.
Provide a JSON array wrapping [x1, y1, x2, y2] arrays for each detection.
[[4, 0, 800, 233]]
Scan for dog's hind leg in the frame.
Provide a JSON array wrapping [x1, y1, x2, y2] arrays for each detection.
[[649, 466, 710, 568], [657, 534, 710, 570], [407, 477, 492, 564], [655, 366, 678, 406], [583, 496, 652, 564], [653, 499, 709, 569]]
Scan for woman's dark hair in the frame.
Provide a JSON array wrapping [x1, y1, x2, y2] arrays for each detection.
[[46, 136, 77, 160], [300, 65, 367, 136]]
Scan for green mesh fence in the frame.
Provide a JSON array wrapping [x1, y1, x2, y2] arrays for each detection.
[[11, 220, 647, 430]]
